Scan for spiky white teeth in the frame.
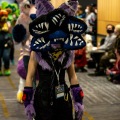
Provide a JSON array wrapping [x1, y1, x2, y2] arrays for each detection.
[[68, 23, 83, 32], [65, 38, 69, 44], [38, 24, 41, 28], [40, 41, 50, 50], [36, 22, 49, 29], [54, 39, 57, 42], [52, 16, 58, 25], [78, 38, 82, 41], [32, 22, 49, 34], [79, 41, 84, 45], [75, 41, 78, 46], [41, 23, 44, 29], [74, 36, 79, 39], [35, 41, 39, 44], [32, 29, 49, 34], [41, 37, 45, 43], [53, 38, 65, 42], [70, 41, 73, 46], [47, 41, 50, 46], [37, 38, 41, 43], [55, 15, 60, 19], [52, 13, 65, 26], [36, 25, 38, 28], [70, 34, 73, 40], [53, 17, 58, 22], [45, 23, 49, 30], [58, 14, 61, 17]]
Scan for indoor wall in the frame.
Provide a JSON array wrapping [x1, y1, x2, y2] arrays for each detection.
[[98, 0, 120, 35]]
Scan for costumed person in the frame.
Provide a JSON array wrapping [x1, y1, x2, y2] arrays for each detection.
[[0, 6, 12, 76], [22, 0, 87, 120], [0, 1, 19, 65], [12, 0, 36, 103]]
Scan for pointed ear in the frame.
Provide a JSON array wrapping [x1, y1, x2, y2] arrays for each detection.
[[35, 0, 54, 17], [58, 0, 78, 16]]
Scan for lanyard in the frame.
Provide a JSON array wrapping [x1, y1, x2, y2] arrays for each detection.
[[49, 52, 64, 86]]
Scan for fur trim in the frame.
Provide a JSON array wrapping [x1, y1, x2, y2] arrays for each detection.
[[35, 50, 74, 70], [64, 50, 74, 68], [58, 1, 78, 16], [35, 0, 54, 17], [35, 52, 52, 71]]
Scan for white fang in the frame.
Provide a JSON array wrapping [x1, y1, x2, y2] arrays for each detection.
[[35, 41, 39, 44], [65, 38, 69, 44], [45, 23, 49, 30], [38, 24, 41, 28], [37, 39, 41, 43], [41, 23, 44, 28], [75, 41, 78, 46], [70, 41, 73, 46], [70, 34, 73, 40]]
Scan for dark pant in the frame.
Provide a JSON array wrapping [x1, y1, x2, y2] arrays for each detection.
[[110, 74, 120, 81], [91, 51, 105, 71], [23, 55, 30, 73], [0, 48, 10, 70], [10, 44, 14, 61], [100, 51, 116, 69]]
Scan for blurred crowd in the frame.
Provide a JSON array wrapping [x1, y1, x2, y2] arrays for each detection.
[[74, 3, 120, 84], [0, 0, 120, 87]]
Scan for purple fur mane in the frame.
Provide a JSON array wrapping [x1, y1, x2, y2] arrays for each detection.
[[35, 0, 78, 17], [35, 52, 52, 71], [58, 0, 78, 16], [35, 50, 74, 71], [64, 50, 74, 68], [35, 0, 54, 17]]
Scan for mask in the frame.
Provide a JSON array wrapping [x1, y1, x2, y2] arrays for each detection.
[[107, 29, 114, 34]]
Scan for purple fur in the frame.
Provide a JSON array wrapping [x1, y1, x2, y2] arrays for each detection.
[[71, 86, 83, 104], [35, 50, 74, 71], [35, 0, 54, 17], [17, 58, 26, 79], [35, 52, 52, 71], [58, 1, 78, 16], [25, 104, 36, 120], [63, 51, 74, 68], [71, 86, 84, 120]]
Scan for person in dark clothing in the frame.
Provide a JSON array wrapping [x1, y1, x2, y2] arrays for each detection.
[[22, 0, 87, 120]]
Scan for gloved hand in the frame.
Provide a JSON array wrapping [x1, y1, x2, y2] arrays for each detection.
[[22, 87, 36, 120], [70, 84, 84, 120]]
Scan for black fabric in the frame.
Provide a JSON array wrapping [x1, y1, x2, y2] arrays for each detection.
[[0, 32, 12, 48], [30, 8, 87, 52], [23, 55, 30, 73], [34, 80, 73, 120], [33, 55, 73, 120]]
